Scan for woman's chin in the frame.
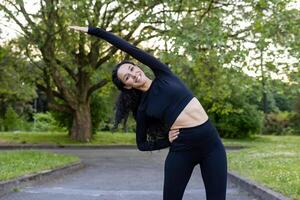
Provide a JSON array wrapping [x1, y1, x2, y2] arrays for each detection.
[[134, 81, 146, 89]]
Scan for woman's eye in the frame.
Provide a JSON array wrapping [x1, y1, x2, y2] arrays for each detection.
[[130, 67, 134, 71]]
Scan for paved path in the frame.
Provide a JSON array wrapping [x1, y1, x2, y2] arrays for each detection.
[[1, 149, 258, 200]]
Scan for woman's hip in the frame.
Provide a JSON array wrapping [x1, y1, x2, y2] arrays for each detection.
[[170, 119, 221, 153]]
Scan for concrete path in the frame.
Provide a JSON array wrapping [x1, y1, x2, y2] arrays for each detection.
[[0, 149, 258, 200]]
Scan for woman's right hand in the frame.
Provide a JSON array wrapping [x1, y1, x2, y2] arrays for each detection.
[[69, 26, 88, 33], [168, 129, 180, 143]]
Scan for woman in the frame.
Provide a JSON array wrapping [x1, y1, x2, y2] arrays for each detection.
[[69, 25, 227, 200]]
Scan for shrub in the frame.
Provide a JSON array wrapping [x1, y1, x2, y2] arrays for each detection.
[[18, 116, 33, 131], [215, 104, 264, 138], [3, 106, 21, 131], [292, 94, 300, 134], [33, 112, 65, 132], [263, 112, 297, 135], [0, 117, 4, 131]]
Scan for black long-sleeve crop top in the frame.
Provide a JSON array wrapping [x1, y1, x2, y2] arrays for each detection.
[[88, 27, 194, 151]]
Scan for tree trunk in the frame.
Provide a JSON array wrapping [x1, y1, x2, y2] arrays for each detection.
[[70, 103, 92, 142]]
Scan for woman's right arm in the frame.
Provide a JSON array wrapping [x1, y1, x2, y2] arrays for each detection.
[[69, 26, 172, 76]]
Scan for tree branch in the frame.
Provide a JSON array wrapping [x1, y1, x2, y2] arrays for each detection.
[[24, 46, 44, 72], [199, 0, 215, 24], [227, 27, 252, 38], [55, 59, 78, 82], [18, 0, 37, 31], [0, 3, 31, 36], [87, 79, 108, 99], [48, 102, 72, 113], [36, 83, 65, 100]]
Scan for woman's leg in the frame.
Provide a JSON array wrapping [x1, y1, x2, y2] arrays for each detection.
[[163, 151, 196, 200], [199, 138, 228, 200]]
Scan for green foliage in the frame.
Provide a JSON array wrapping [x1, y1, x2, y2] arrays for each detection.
[[216, 104, 264, 138], [50, 110, 73, 134], [33, 112, 65, 132], [0, 118, 4, 131], [0, 46, 37, 99], [177, 57, 264, 138], [17, 116, 32, 132], [263, 112, 297, 135], [292, 94, 300, 129], [0, 106, 32, 132], [3, 106, 21, 131], [52, 90, 114, 134], [90, 91, 112, 133], [51, 111, 72, 134], [0, 46, 36, 132]]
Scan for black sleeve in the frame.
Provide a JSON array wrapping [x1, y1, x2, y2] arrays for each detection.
[[88, 27, 172, 77], [135, 111, 170, 151]]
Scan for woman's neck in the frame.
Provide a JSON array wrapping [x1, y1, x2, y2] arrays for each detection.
[[139, 79, 152, 92]]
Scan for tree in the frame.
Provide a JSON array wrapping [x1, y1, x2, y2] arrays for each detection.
[[0, 0, 169, 141]]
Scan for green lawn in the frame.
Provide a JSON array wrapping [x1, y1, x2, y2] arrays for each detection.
[[0, 150, 80, 181], [0, 131, 136, 145], [224, 135, 300, 200]]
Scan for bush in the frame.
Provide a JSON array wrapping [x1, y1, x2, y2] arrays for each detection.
[[18, 116, 33, 131], [263, 112, 297, 135], [215, 104, 264, 138], [0, 118, 4, 131], [33, 112, 65, 132], [292, 94, 300, 134], [3, 106, 21, 131]]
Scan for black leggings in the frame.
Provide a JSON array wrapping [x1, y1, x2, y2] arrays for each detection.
[[164, 120, 227, 200]]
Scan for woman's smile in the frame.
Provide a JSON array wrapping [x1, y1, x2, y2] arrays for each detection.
[[136, 73, 141, 83]]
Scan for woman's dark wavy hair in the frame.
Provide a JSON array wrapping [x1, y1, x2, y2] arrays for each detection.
[[112, 60, 142, 124], [112, 60, 168, 141]]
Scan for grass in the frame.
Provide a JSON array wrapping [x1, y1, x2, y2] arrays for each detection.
[[0, 131, 136, 145], [0, 150, 80, 181], [224, 135, 300, 200]]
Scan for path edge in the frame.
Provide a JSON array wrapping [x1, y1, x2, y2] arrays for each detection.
[[0, 161, 84, 198], [228, 171, 292, 200]]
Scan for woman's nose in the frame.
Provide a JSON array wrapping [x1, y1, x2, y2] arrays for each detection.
[[131, 73, 136, 79]]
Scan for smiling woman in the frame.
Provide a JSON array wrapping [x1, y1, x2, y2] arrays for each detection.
[[69, 25, 227, 200]]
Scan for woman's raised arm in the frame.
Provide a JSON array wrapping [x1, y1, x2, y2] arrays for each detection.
[[69, 25, 172, 77]]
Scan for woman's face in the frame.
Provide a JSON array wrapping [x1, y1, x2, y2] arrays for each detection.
[[117, 63, 147, 89]]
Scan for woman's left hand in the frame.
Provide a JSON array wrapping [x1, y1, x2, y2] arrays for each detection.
[[168, 129, 180, 143], [69, 26, 88, 33]]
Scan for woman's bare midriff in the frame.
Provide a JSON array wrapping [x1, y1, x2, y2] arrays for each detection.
[[170, 97, 209, 130]]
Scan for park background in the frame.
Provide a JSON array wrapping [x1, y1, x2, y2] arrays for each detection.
[[0, 0, 299, 199]]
